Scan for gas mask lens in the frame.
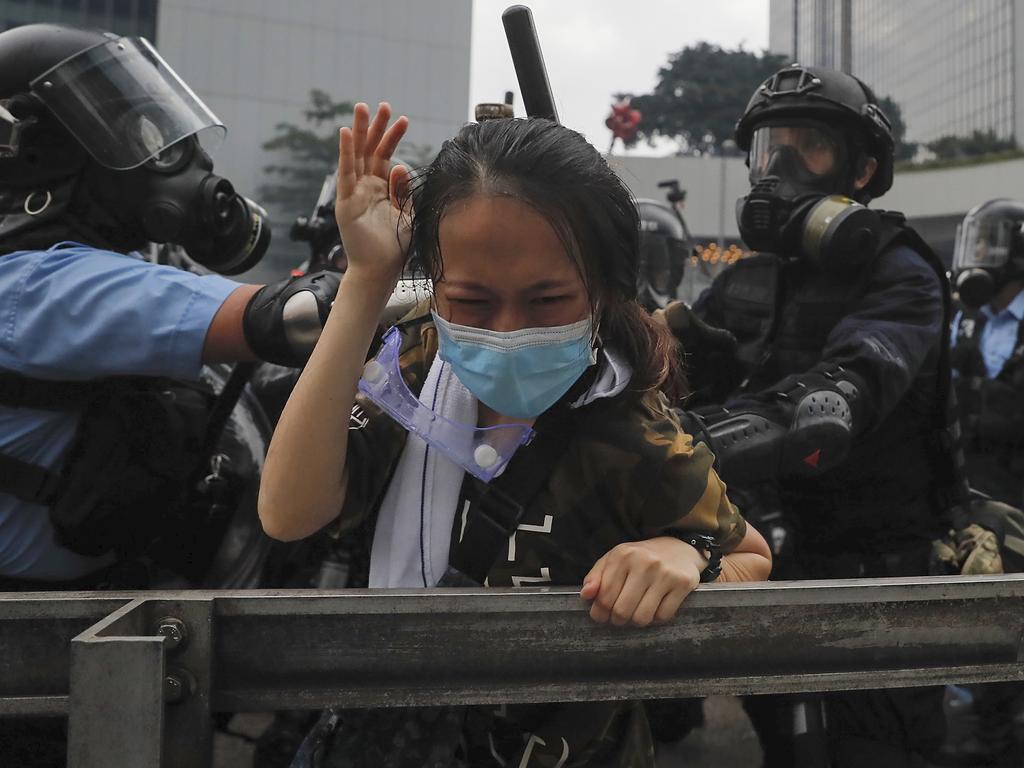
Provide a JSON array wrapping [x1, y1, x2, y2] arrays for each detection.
[[749, 125, 841, 183]]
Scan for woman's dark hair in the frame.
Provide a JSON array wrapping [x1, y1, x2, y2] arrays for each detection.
[[408, 118, 686, 401]]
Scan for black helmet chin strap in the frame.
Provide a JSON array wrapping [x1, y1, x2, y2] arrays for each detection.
[[0, 174, 144, 256]]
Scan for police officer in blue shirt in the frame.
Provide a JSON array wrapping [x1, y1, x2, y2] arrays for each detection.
[[941, 198, 1024, 768], [951, 199, 1024, 510], [0, 23, 341, 591]]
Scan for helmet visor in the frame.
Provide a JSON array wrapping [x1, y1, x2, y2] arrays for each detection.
[[30, 37, 224, 170], [953, 212, 1020, 273], [749, 124, 843, 183]]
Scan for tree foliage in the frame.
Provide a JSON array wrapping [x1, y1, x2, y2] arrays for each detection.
[[925, 130, 1017, 160], [259, 90, 436, 213], [259, 89, 354, 213], [877, 96, 917, 163], [627, 43, 788, 154]]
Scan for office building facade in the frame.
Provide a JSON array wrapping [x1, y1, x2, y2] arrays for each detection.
[[768, 0, 1024, 146], [0, 0, 473, 274]]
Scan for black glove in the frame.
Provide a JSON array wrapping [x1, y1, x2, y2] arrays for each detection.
[[660, 300, 738, 358], [681, 369, 855, 484], [243, 270, 342, 367]]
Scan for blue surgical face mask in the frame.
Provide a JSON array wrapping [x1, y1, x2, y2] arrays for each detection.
[[431, 311, 598, 419]]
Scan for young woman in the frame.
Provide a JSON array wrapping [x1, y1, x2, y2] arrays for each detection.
[[259, 103, 771, 766]]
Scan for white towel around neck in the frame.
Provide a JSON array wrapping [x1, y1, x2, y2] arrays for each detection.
[[367, 347, 632, 589]]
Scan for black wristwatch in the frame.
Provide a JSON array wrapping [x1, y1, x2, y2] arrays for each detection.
[[663, 531, 723, 583]]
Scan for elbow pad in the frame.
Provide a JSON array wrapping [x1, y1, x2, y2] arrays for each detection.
[[243, 270, 341, 367], [682, 368, 857, 484]]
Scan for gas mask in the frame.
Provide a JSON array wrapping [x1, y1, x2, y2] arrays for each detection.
[[88, 136, 270, 274], [952, 202, 1024, 309], [736, 123, 880, 272], [16, 34, 270, 273]]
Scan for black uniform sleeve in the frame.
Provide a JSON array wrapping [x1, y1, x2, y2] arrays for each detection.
[[817, 245, 943, 434]]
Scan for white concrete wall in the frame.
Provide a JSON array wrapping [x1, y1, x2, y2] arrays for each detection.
[[884, 158, 1024, 218], [610, 151, 1024, 246], [606, 154, 750, 243]]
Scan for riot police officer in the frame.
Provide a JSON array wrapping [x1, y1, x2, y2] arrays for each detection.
[[0, 22, 346, 764], [951, 199, 1024, 508], [939, 199, 1024, 766], [0, 23, 342, 588], [671, 64, 953, 767], [636, 198, 690, 311]]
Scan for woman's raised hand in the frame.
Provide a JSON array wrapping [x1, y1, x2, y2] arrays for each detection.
[[335, 102, 411, 285]]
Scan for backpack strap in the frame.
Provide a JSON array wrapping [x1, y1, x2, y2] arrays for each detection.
[[441, 406, 572, 587]]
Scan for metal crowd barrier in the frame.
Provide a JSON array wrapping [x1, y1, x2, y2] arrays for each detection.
[[1, 574, 1023, 767]]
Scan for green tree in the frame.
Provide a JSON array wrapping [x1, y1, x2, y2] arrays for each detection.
[[877, 96, 917, 163], [627, 43, 788, 154], [926, 130, 1017, 160], [259, 89, 354, 213]]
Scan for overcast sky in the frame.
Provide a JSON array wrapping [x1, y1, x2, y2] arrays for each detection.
[[470, 0, 770, 154]]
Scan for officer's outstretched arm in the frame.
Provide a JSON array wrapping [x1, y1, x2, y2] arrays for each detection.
[[211, 271, 430, 368], [680, 247, 944, 485], [239, 271, 341, 367], [679, 365, 857, 484]]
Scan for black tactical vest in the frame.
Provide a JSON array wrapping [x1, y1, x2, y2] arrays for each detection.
[[705, 216, 953, 556]]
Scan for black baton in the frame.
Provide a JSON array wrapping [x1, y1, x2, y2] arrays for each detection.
[[501, 5, 559, 122]]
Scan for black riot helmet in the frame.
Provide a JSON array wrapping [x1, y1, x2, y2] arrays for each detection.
[[953, 199, 1024, 309], [0, 24, 269, 273], [735, 64, 894, 199], [635, 198, 688, 310], [733, 64, 894, 269]]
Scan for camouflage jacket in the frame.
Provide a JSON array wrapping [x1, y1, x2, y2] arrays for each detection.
[[332, 304, 748, 767]]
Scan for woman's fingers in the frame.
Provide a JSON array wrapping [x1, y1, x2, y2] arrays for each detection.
[[375, 115, 409, 173], [337, 127, 356, 201], [653, 586, 690, 624], [588, 557, 627, 623], [362, 102, 389, 165], [351, 102, 370, 177], [388, 163, 411, 208], [608, 570, 653, 627], [580, 554, 606, 602]]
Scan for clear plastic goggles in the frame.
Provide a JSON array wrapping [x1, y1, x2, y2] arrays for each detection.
[[31, 36, 224, 170], [749, 123, 843, 182], [357, 327, 535, 483]]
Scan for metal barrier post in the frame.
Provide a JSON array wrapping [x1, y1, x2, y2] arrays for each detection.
[[68, 599, 166, 767], [150, 598, 215, 768]]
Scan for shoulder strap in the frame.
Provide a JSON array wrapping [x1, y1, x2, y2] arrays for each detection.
[[441, 407, 572, 586], [0, 370, 105, 410]]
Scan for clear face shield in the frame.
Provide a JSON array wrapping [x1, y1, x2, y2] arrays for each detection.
[[748, 123, 844, 185], [953, 214, 1017, 274], [953, 209, 1024, 308], [638, 233, 686, 302], [30, 36, 224, 170]]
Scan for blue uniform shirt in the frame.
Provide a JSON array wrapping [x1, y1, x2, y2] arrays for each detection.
[[952, 288, 1024, 378], [0, 243, 240, 580]]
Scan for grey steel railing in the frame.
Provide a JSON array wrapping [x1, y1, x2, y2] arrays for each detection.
[[1, 574, 1023, 767]]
